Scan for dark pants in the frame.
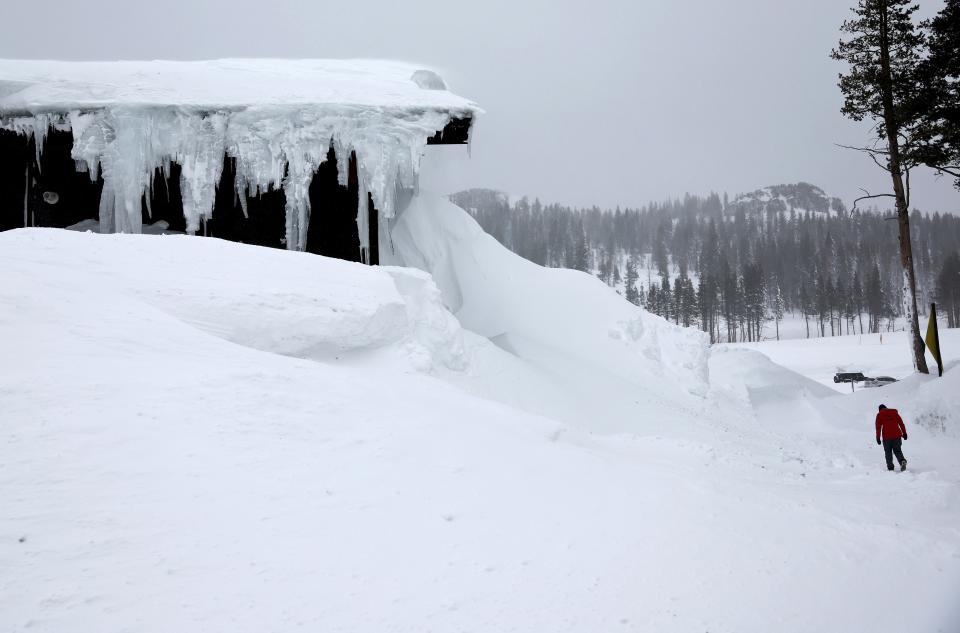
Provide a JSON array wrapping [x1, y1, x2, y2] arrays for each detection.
[[883, 438, 906, 470]]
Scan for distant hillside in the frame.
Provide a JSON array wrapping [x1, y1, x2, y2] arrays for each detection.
[[450, 185, 960, 343], [728, 182, 846, 216]]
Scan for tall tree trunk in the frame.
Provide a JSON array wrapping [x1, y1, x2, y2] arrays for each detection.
[[878, 1, 929, 373]]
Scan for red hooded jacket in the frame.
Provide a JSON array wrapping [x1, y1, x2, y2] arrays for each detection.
[[876, 408, 907, 441]]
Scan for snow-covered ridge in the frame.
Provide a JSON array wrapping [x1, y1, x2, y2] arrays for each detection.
[[730, 182, 846, 216], [0, 59, 479, 257]]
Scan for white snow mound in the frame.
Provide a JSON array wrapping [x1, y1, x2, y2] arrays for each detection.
[[390, 192, 711, 430], [2, 226, 960, 633], [0, 229, 466, 373]]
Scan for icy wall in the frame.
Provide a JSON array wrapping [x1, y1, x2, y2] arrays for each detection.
[[0, 106, 455, 257]]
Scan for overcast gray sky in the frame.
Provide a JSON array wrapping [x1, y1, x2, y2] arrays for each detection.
[[1, 0, 956, 212]]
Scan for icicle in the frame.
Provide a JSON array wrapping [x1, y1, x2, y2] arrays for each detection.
[[3, 98, 469, 246], [163, 164, 171, 203], [356, 166, 370, 263], [98, 181, 115, 234], [32, 114, 50, 173], [465, 114, 476, 159], [235, 172, 248, 218], [144, 180, 153, 220], [176, 112, 227, 232]]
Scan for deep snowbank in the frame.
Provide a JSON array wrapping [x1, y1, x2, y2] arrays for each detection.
[[390, 192, 710, 431], [2, 227, 960, 633], [0, 229, 466, 372], [839, 362, 960, 439]]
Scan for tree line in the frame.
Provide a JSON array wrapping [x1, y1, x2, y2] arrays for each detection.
[[451, 183, 960, 343]]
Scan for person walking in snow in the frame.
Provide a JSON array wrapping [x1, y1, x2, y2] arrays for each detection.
[[875, 404, 908, 472]]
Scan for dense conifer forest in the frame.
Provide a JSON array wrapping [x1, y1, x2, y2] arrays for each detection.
[[451, 183, 960, 342]]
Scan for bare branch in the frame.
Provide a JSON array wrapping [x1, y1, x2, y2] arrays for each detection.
[[835, 143, 890, 155], [852, 190, 896, 211], [932, 165, 960, 178], [869, 150, 889, 172]]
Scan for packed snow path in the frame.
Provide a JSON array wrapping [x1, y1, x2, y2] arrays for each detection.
[[2, 222, 959, 632]]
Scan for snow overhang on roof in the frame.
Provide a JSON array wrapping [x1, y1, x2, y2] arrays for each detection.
[[0, 59, 477, 118], [0, 59, 480, 252]]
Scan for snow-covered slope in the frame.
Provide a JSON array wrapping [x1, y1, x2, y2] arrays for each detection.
[[2, 213, 960, 632], [729, 182, 846, 215], [390, 192, 710, 432]]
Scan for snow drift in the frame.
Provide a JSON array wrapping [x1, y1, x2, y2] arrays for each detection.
[[0, 229, 466, 373], [2, 225, 960, 633], [390, 192, 711, 431]]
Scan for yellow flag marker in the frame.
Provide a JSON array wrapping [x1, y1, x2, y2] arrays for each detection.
[[926, 303, 943, 377]]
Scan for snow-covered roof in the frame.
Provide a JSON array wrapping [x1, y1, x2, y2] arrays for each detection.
[[0, 59, 478, 114], [0, 60, 480, 255]]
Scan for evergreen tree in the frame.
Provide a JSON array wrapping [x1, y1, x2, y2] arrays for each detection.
[[936, 252, 960, 327], [913, 0, 960, 187], [698, 275, 719, 343], [572, 221, 589, 272], [831, 0, 929, 372], [661, 279, 673, 323], [866, 263, 885, 333], [654, 222, 670, 279], [800, 284, 811, 339], [773, 284, 785, 341], [624, 256, 641, 306], [851, 270, 866, 334]]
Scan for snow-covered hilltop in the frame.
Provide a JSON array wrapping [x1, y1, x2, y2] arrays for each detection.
[[728, 182, 847, 216], [0, 59, 479, 261]]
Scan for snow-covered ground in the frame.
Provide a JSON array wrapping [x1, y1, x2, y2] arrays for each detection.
[[2, 195, 960, 633], [725, 327, 960, 392]]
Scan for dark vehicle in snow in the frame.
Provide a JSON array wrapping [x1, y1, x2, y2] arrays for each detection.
[[863, 376, 898, 389], [833, 372, 867, 384]]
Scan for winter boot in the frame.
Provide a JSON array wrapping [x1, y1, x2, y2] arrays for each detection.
[[900, 459, 907, 472]]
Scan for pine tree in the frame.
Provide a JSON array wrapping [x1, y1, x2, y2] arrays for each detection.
[[800, 284, 812, 339], [682, 275, 698, 328], [866, 263, 885, 333], [625, 255, 640, 306], [852, 270, 865, 334], [698, 275, 718, 342], [773, 284, 785, 341], [653, 222, 670, 280], [572, 220, 589, 272], [831, 0, 929, 371], [937, 252, 960, 327], [647, 283, 659, 316], [913, 0, 960, 187]]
